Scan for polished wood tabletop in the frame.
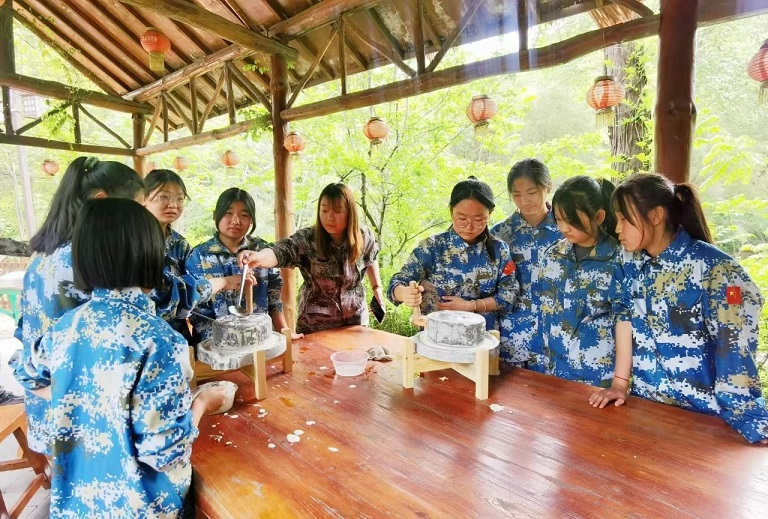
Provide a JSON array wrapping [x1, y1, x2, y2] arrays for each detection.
[[191, 326, 768, 519]]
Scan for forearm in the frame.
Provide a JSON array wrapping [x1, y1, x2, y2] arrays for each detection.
[[613, 320, 633, 387], [191, 397, 207, 428], [271, 310, 288, 332], [366, 262, 383, 292], [473, 297, 498, 313]]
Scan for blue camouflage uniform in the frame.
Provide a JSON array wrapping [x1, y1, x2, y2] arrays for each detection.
[[15, 287, 197, 518], [532, 234, 626, 387], [621, 228, 768, 443], [491, 208, 562, 363], [152, 229, 212, 337], [187, 233, 282, 342], [387, 227, 519, 331], [10, 244, 89, 454]]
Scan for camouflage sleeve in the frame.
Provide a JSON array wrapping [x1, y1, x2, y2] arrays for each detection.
[[131, 332, 198, 471], [702, 261, 768, 443], [184, 248, 216, 324], [493, 241, 519, 312], [152, 269, 209, 321], [267, 267, 283, 313], [387, 237, 435, 305], [362, 227, 380, 266], [11, 330, 52, 391], [610, 255, 632, 323], [272, 228, 313, 268], [490, 219, 512, 244]]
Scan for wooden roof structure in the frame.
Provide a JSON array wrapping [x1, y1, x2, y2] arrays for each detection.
[[2, 0, 768, 323]]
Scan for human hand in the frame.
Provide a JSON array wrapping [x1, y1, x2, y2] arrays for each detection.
[[437, 296, 473, 312], [394, 282, 424, 307], [243, 271, 258, 289], [588, 382, 628, 408], [194, 385, 232, 415]]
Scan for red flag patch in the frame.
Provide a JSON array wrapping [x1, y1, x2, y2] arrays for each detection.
[[503, 260, 516, 275], [726, 286, 742, 305]]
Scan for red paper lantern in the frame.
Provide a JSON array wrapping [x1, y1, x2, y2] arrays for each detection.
[[140, 28, 171, 73], [173, 156, 189, 171], [221, 150, 239, 167], [284, 131, 306, 155], [42, 159, 59, 176], [466, 94, 498, 133], [363, 117, 390, 146], [748, 39, 768, 104], [586, 75, 625, 128]]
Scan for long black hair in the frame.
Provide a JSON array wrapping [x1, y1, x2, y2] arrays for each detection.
[[30, 156, 144, 254], [73, 199, 165, 291], [213, 187, 256, 235], [613, 173, 712, 243], [449, 177, 501, 261], [506, 158, 553, 193], [552, 175, 617, 240]]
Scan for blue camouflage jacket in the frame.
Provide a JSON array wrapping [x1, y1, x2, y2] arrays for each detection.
[[622, 229, 768, 443], [532, 234, 627, 387], [15, 287, 197, 518], [152, 229, 212, 329], [492, 208, 562, 363], [387, 227, 519, 331], [11, 243, 89, 454], [187, 233, 282, 342]]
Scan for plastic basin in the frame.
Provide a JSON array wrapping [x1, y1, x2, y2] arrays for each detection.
[[330, 349, 369, 377]]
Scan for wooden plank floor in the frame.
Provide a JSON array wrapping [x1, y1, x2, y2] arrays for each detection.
[[192, 326, 768, 518]]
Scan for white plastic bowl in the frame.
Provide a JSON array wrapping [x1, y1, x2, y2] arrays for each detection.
[[330, 350, 369, 377], [192, 380, 238, 414]]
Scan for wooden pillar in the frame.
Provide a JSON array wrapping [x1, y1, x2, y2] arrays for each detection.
[[1, 0, 15, 135], [271, 54, 296, 331], [132, 113, 146, 175], [654, 0, 698, 184]]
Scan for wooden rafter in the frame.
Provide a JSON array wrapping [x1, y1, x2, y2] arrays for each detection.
[[190, 76, 199, 134], [283, 15, 662, 122], [78, 103, 132, 148], [367, 8, 405, 57], [267, 0, 382, 40], [0, 132, 134, 156], [165, 91, 195, 134], [338, 16, 347, 95], [136, 118, 257, 156], [613, 0, 655, 17], [199, 69, 227, 133], [0, 73, 152, 114], [414, 0, 426, 74], [143, 101, 162, 146], [347, 16, 416, 77], [119, 0, 297, 59], [426, 0, 485, 74], [227, 64, 271, 112], [14, 102, 71, 136], [287, 26, 340, 108], [225, 61, 236, 125]]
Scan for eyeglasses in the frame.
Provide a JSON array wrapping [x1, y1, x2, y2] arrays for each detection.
[[151, 193, 186, 207], [453, 215, 488, 227]]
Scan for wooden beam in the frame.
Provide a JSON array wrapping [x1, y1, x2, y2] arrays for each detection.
[[0, 132, 134, 156], [15, 102, 71, 136], [426, 0, 484, 73], [1, 87, 11, 134], [136, 119, 257, 156], [0, 73, 152, 114], [162, 93, 169, 142], [283, 15, 661, 121], [124, 44, 255, 102], [2, 0, 14, 135], [79, 103, 132, 148], [338, 17, 347, 95], [132, 113, 146, 175], [414, 0, 426, 74], [518, 0, 529, 52], [287, 27, 339, 108], [614, 0, 655, 17], [367, 8, 405, 58], [225, 61, 236, 125], [72, 103, 81, 144], [228, 64, 272, 112], [143, 102, 161, 146], [655, 0, 697, 184], [199, 69, 227, 133], [119, 0, 297, 59], [697, 0, 768, 24], [190, 77, 199, 134], [267, 0, 381, 39], [166, 91, 195, 134], [270, 54, 296, 333], [346, 19, 416, 77]]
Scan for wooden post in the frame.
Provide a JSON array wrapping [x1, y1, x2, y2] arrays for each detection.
[[225, 62, 236, 125], [190, 76, 198, 134], [414, 0, 426, 75], [72, 103, 82, 144], [132, 113, 146, 175], [271, 54, 296, 332], [338, 16, 347, 96], [1, 0, 15, 135], [654, 0, 698, 184], [162, 93, 169, 143]]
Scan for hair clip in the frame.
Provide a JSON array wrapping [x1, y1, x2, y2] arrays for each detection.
[[83, 156, 99, 173]]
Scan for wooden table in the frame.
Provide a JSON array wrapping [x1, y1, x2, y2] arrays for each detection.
[[191, 326, 768, 518]]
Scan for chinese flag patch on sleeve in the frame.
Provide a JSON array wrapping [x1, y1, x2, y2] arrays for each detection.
[[726, 286, 742, 305], [503, 260, 516, 275]]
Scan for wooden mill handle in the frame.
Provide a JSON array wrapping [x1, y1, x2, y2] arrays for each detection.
[[408, 281, 427, 327]]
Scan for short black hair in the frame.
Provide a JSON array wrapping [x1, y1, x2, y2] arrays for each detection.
[[507, 158, 553, 193], [30, 156, 144, 254], [73, 198, 165, 291], [213, 188, 256, 235], [144, 169, 190, 199]]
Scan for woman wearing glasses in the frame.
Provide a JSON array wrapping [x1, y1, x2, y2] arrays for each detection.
[[388, 178, 519, 332], [143, 169, 239, 340]]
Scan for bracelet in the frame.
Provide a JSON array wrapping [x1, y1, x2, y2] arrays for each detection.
[[613, 374, 630, 382], [473, 300, 478, 312]]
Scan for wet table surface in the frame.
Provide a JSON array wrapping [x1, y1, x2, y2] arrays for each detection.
[[191, 326, 768, 519]]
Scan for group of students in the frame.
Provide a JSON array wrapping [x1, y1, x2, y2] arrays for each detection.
[[7, 154, 768, 517]]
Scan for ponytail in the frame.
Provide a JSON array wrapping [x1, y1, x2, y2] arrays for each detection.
[[597, 178, 618, 239], [613, 173, 713, 244], [672, 184, 712, 243], [30, 156, 144, 254]]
